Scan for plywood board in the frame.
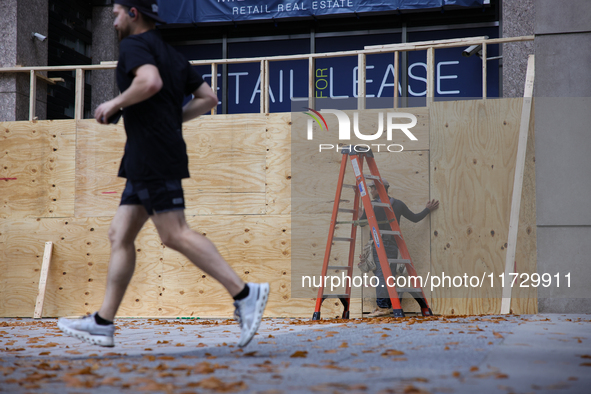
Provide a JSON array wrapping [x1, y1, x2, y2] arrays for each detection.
[[75, 120, 126, 217], [265, 113, 292, 215], [429, 99, 537, 315], [0, 215, 341, 318], [75, 115, 269, 217], [0, 120, 75, 219]]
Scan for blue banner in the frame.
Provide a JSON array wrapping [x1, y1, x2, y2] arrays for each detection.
[[159, 0, 485, 24]]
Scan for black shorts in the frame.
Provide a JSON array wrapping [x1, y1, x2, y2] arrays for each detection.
[[120, 179, 185, 215]]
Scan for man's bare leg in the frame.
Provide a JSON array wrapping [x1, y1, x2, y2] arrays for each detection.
[[150, 209, 244, 296], [98, 205, 150, 321]]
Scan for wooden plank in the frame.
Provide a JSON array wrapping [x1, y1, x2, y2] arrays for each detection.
[[33, 242, 53, 318], [264, 60, 270, 113], [509, 101, 537, 315], [0, 120, 76, 219], [500, 55, 535, 314], [426, 47, 434, 105], [482, 43, 487, 99], [308, 57, 315, 109], [29, 70, 36, 121], [429, 99, 537, 315], [260, 60, 265, 114], [75, 69, 84, 120], [357, 54, 366, 110], [210, 63, 217, 115], [365, 36, 489, 50]]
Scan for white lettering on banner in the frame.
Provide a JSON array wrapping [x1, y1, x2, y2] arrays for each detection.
[[312, 0, 354, 10], [233, 5, 271, 16], [352, 66, 375, 98], [408, 62, 427, 96], [229, 72, 248, 104], [330, 67, 349, 98], [250, 73, 276, 104], [437, 61, 460, 95], [377, 63, 402, 98]]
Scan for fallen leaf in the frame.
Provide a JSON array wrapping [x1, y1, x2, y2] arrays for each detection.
[[382, 349, 405, 356], [290, 351, 308, 358]]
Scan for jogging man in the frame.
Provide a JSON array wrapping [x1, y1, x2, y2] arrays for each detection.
[[58, 0, 269, 348]]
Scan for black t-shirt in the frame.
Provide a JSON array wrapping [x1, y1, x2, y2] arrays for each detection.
[[116, 29, 204, 180], [361, 197, 430, 232]]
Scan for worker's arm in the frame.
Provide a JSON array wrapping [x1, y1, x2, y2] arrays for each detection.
[[94, 64, 163, 124], [182, 82, 218, 123]]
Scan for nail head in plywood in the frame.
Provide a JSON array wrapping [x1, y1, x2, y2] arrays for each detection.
[[34, 242, 53, 318]]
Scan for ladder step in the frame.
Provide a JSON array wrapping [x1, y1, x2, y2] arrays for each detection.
[[322, 294, 349, 299], [387, 259, 411, 264], [371, 202, 391, 208], [364, 174, 381, 180], [398, 288, 423, 294], [338, 208, 356, 214], [343, 184, 357, 189], [380, 230, 400, 236], [333, 237, 354, 242], [327, 266, 351, 270]]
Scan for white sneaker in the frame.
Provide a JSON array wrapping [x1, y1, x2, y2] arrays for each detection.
[[233, 283, 269, 347], [57, 312, 115, 347]]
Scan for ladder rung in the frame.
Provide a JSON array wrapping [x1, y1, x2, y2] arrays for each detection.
[[364, 174, 380, 180], [327, 266, 351, 270], [387, 259, 411, 264], [398, 288, 423, 293], [322, 294, 349, 299], [343, 184, 357, 189], [333, 237, 354, 242], [380, 230, 400, 236], [338, 208, 356, 214], [371, 202, 390, 208]]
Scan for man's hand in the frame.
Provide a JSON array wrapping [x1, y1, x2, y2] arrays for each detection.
[[95, 100, 121, 124], [94, 64, 162, 125], [426, 199, 439, 211]]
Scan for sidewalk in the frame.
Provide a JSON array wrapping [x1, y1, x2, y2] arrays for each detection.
[[1, 314, 590, 393]]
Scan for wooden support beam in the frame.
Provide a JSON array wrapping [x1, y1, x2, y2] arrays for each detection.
[[29, 70, 36, 121], [75, 68, 84, 120], [34, 242, 53, 318], [394, 51, 399, 109], [210, 63, 218, 115], [482, 42, 488, 99], [308, 56, 315, 109], [259, 60, 265, 114], [263, 60, 270, 113], [426, 47, 435, 106], [500, 55, 535, 315], [357, 53, 366, 110]]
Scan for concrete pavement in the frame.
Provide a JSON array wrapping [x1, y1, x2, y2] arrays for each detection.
[[0, 314, 590, 393]]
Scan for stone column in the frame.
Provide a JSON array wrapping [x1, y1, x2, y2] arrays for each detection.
[[534, 0, 591, 313], [502, 0, 535, 98], [0, 0, 48, 121], [91, 3, 119, 115]]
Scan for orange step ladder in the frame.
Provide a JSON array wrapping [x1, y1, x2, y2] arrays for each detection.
[[312, 146, 433, 319]]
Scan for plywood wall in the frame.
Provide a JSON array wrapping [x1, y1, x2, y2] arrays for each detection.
[[0, 100, 537, 318], [429, 99, 537, 315]]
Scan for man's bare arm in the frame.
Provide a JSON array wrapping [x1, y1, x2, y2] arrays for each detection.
[[95, 64, 163, 124], [182, 82, 218, 123]]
